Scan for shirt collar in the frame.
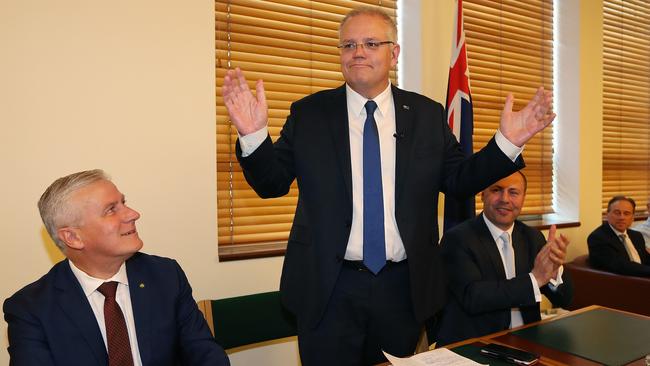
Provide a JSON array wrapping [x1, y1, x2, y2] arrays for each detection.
[[68, 260, 129, 297], [345, 82, 392, 120], [608, 224, 627, 236], [482, 213, 514, 243]]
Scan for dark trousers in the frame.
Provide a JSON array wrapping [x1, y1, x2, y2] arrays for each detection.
[[297, 260, 421, 366]]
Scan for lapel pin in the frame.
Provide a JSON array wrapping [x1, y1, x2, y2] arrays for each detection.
[[139, 283, 145, 288], [402, 105, 410, 110]]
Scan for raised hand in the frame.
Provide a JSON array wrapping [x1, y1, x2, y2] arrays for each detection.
[[532, 225, 569, 286], [546, 224, 569, 269], [532, 243, 556, 286], [222, 67, 268, 136], [499, 87, 556, 147]]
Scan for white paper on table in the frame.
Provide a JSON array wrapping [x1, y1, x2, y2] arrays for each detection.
[[383, 348, 487, 366]]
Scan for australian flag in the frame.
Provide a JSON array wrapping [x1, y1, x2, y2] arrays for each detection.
[[444, 0, 475, 232]]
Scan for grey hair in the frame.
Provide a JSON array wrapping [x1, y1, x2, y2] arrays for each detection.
[[339, 6, 397, 43], [38, 169, 110, 250]]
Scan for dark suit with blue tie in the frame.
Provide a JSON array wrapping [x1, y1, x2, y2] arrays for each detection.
[[236, 84, 524, 362], [3, 252, 230, 366]]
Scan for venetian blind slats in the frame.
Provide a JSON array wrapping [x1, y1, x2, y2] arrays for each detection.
[[464, 0, 554, 216], [602, 0, 650, 212], [216, 1, 397, 254]]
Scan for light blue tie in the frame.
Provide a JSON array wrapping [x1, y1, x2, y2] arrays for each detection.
[[363, 100, 386, 274], [501, 232, 515, 279]]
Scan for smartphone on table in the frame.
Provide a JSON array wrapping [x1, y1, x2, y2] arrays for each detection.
[[480, 343, 539, 365]]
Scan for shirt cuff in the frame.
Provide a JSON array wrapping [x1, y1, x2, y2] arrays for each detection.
[[238, 127, 268, 157], [528, 272, 542, 302], [495, 130, 524, 162], [548, 265, 564, 290]]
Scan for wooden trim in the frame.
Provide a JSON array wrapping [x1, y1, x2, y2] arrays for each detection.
[[197, 300, 215, 336], [219, 241, 287, 261]]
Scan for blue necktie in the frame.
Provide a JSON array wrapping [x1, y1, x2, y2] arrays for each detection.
[[363, 100, 386, 274]]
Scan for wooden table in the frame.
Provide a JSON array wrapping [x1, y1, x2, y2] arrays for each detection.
[[382, 306, 650, 365]]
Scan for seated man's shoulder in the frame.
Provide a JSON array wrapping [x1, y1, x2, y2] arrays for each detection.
[[4, 260, 67, 312], [440, 218, 486, 255], [130, 251, 176, 266], [441, 219, 476, 242], [587, 223, 608, 241], [126, 252, 188, 285], [628, 227, 644, 235]]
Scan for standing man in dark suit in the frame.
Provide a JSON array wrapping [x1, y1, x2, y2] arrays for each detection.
[[436, 172, 573, 346], [3, 170, 230, 366], [588, 196, 650, 277], [222, 6, 556, 366]]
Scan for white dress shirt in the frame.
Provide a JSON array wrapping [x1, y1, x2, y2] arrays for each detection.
[[69, 261, 143, 366], [482, 215, 563, 328], [239, 82, 523, 262]]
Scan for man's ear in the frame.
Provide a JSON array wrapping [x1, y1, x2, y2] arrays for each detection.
[[391, 43, 400, 66], [57, 227, 84, 250]]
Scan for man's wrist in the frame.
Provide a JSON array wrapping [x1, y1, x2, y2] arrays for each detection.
[[495, 129, 523, 162], [239, 127, 268, 157]]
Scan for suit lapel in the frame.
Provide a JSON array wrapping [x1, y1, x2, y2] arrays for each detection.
[[54, 261, 108, 365], [392, 86, 415, 203], [603, 223, 629, 256], [126, 254, 152, 365], [326, 85, 353, 204], [473, 215, 508, 279], [511, 223, 530, 276]]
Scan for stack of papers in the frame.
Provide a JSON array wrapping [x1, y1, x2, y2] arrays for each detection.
[[383, 348, 486, 366]]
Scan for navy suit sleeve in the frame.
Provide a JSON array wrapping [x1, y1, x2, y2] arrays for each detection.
[[235, 111, 297, 199], [588, 227, 650, 277], [172, 261, 230, 366], [3, 296, 56, 366], [540, 268, 573, 308], [440, 134, 524, 200], [441, 230, 537, 315]]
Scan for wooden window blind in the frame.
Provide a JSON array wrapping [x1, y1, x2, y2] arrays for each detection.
[[602, 0, 650, 214], [463, 0, 555, 215], [216, 0, 398, 260]]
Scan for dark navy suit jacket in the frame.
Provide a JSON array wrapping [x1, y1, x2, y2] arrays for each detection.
[[436, 214, 573, 346], [588, 223, 650, 277], [236, 84, 523, 328], [3, 252, 230, 366]]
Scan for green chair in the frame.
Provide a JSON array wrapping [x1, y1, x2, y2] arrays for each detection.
[[198, 291, 297, 350]]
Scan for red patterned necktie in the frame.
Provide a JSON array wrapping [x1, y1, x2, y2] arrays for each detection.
[[97, 281, 134, 366]]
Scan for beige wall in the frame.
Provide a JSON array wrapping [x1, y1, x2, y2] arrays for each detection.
[[0, 1, 602, 365]]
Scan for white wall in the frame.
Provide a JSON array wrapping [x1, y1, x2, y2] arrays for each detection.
[[0, 0, 603, 365], [0, 1, 293, 364]]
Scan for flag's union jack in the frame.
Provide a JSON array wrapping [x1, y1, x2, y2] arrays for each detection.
[[446, 0, 473, 156], [444, 0, 475, 231]]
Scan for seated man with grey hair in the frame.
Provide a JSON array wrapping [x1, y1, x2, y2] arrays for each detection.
[[588, 195, 650, 277], [3, 169, 230, 366]]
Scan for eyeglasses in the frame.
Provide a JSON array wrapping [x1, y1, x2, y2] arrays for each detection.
[[337, 40, 395, 51]]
